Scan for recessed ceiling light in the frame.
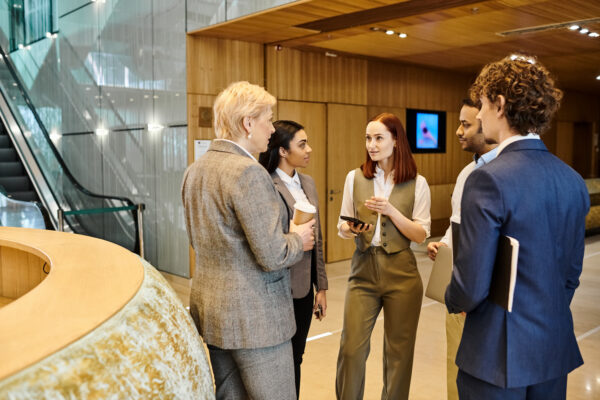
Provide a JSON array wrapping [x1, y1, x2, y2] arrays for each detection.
[[398, 33, 407, 38], [569, 25, 580, 30], [579, 28, 589, 34], [385, 30, 394, 35], [596, 75, 600, 80], [589, 32, 599, 38], [370, 27, 380, 31]]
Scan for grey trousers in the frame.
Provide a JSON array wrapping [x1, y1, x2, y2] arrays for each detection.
[[208, 340, 296, 400]]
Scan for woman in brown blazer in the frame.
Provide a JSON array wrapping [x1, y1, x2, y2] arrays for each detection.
[[259, 120, 328, 399]]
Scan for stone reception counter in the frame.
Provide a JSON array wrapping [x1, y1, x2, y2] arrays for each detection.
[[0, 227, 214, 399]]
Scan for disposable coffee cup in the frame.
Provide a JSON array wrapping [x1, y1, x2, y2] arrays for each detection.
[[293, 201, 316, 225]]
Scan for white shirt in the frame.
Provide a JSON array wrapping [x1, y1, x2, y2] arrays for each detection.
[[214, 139, 257, 161], [275, 168, 311, 206], [496, 133, 540, 156], [337, 166, 431, 245], [440, 147, 498, 247]]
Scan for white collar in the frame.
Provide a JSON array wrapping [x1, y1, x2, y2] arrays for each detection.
[[214, 139, 257, 161], [497, 133, 540, 155], [374, 164, 394, 179], [276, 168, 300, 186]]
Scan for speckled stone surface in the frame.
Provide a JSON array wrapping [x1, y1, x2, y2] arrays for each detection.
[[0, 260, 215, 399]]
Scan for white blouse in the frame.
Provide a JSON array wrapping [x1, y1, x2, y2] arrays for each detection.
[[337, 166, 431, 245], [275, 168, 311, 206]]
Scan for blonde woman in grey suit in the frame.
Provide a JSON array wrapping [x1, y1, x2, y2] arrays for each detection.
[[258, 120, 328, 399], [182, 82, 316, 400]]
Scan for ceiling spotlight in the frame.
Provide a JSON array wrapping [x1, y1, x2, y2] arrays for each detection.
[[370, 27, 380, 31], [596, 75, 600, 80], [569, 25, 580, 30], [589, 32, 599, 37], [385, 30, 394, 35], [45, 32, 52, 39], [579, 28, 589, 34], [398, 33, 407, 38]]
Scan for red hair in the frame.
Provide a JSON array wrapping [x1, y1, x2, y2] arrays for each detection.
[[361, 113, 417, 184]]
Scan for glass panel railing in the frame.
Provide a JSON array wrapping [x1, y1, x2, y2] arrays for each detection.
[[0, 44, 142, 254], [187, 0, 298, 32], [0, 190, 45, 229]]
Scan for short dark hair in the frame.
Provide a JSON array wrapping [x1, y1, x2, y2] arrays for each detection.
[[461, 98, 479, 109], [258, 120, 304, 173], [361, 113, 417, 184], [469, 54, 563, 135]]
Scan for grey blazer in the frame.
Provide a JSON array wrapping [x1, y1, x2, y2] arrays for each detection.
[[182, 140, 304, 349], [272, 172, 328, 298]]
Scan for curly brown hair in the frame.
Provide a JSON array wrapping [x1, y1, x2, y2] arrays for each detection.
[[469, 55, 563, 135]]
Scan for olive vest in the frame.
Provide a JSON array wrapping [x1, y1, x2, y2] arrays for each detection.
[[353, 168, 415, 254]]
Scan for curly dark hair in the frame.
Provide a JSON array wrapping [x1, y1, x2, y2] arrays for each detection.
[[469, 55, 563, 135]]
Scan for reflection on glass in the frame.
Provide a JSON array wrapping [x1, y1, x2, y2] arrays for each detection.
[[0, 0, 190, 275], [187, 0, 297, 31], [0, 192, 45, 229]]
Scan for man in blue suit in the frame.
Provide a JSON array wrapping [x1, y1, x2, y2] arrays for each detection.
[[445, 54, 590, 399]]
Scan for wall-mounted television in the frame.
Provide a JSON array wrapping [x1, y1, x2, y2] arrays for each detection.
[[406, 109, 446, 154]]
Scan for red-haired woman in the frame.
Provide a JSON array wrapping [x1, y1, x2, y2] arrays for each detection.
[[335, 113, 431, 400]]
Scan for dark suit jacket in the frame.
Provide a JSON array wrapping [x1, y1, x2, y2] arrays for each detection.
[[272, 171, 327, 298], [445, 139, 590, 388]]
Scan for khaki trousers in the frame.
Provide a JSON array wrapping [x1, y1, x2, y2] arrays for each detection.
[[446, 312, 466, 400], [336, 247, 423, 400]]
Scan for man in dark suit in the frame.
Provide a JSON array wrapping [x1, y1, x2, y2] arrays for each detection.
[[445, 54, 590, 399]]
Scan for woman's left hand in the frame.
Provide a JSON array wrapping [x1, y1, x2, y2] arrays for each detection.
[[314, 290, 327, 321], [364, 196, 396, 216]]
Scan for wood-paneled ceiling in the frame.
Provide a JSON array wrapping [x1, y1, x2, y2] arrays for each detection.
[[189, 0, 600, 94]]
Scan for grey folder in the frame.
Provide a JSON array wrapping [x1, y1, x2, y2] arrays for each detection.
[[425, 245, 453, 303]]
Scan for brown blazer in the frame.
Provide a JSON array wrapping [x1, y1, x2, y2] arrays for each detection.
[[182, 140, 304, 349], [271, 172, 328, 298]]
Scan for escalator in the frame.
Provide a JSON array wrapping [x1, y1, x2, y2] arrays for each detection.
[[0, 123, 38, 202], [0, 44, 143, 256]]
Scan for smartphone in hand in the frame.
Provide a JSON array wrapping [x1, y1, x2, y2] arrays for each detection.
[[340, 215, 366, 228]]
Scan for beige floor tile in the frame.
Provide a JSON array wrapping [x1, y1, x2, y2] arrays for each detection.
[[161, 235, 600, 399]]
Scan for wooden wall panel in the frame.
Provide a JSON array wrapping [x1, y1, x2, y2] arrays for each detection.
[[277, 101, 328, 253], [326, 104, 368, 262], [557, 91, 600, 122], [555, 121, 574, 166], [266, 46, 368, 104], [187, 37, 264, 95], [187, 94, 216, 165], [187, 34, 600, 263], [368, 61, 471, 110]]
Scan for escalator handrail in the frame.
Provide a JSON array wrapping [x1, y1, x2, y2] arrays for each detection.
[[0, 44, 136, 209]]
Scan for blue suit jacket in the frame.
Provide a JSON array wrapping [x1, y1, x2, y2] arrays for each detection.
[[445, 139, 590, 388]]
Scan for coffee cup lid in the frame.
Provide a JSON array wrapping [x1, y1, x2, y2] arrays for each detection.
[[293, 201, 316, 214]]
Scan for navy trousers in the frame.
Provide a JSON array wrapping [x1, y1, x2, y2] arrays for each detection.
[[457, 369, 567, 400]]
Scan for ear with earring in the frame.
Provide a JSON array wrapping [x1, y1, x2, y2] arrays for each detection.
[[244, 117, 253, 139]]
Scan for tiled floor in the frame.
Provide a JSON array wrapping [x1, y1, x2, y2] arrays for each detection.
[[161, 234, 600, 399]]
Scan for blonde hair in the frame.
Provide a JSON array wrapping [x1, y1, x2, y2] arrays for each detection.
[[213, 81, 276, 140]]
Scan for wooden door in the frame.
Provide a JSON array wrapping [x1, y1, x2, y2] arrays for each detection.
[[277, 101, 327, 253], [572, 122, 594, 178], [326, 104, 368, 263]]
